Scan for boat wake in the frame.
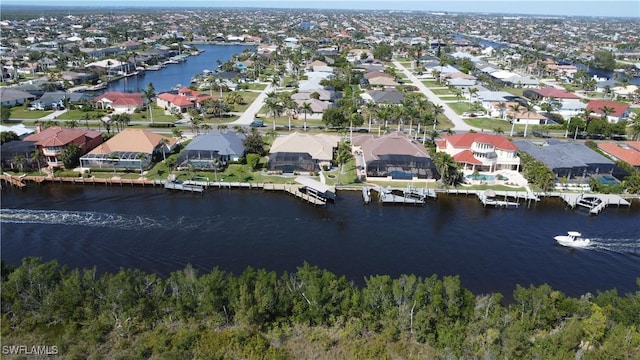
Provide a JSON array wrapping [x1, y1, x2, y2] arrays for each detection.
[[587, 238, 640, 256], [1, 209, 173, 231]]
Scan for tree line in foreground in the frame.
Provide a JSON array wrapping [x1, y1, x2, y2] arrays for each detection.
[[1, 258, 639, 359]]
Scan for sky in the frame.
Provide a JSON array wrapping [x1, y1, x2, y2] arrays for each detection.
[[1, 0, 639, 18]]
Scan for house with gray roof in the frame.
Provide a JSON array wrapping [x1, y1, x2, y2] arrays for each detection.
[[31, 91, 92, 110], [352, 131, 438, 181], [514, 139, 615, 180], [176, 131, 246, 170], [0, 88, 36, 107], [361, 89, 405, 105]]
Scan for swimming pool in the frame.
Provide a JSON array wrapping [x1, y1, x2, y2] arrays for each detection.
[[597, 175, 619, 185], [465, 174, 509, 182], [466, 174, 496, 181]]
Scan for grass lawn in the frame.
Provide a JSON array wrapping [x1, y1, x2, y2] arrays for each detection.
[[324, 160, 359, 186], [55, 110, 108, 121], [244, 83, 268, 91], [232, 91, 260, 112], [500, 88, 525, 97], [447, 102, 472, 115], [463, 117, 511, 131], [9, 108, 54, 120], [421, 80, 440, 87], [430, 88, 454, 95]]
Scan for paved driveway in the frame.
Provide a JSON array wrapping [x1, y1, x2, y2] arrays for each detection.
[[231, 83, 274, 125]]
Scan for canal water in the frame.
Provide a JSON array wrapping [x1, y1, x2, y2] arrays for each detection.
[[2, 185, 639, 299], [104, 44, 256, 94]]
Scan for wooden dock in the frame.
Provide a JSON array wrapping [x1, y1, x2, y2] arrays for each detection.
[[1, 174, 26, 188], [164, 182, 204, 193], [364, 186, 436, 205]]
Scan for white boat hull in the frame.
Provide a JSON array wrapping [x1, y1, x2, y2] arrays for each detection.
[[554, 235, 591, 248]]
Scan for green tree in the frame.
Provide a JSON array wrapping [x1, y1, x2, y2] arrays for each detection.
[[144, 82, 156, 123], [243, 128, 266, 156], [335, 141, 353, 184], [1, 106, 11, 122], [60, 143, 82, 169], [1, 130, 18, 144], [433, 152, 460, 187], [246, 153, 261, 170]]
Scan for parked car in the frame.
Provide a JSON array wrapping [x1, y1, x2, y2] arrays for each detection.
[[250, 120, 264, 127]]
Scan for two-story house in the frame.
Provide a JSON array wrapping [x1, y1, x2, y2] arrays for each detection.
[[436, 133, 520, 172]]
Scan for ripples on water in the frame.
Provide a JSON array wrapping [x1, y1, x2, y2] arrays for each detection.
[[1, 186, 639, 298]]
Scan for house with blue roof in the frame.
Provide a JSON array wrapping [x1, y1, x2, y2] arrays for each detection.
[[514, 139, 615, 180], [177, 131, 246, 170]]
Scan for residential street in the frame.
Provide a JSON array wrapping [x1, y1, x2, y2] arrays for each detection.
[[231, 83, 274, 125], [393, 60, 479, 132]]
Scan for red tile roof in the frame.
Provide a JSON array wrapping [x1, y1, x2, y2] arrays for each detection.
[[597, 142, 640, 167], [453, 150, 483, 165], [533, 88, 580, 99], [93, 92, 144, 107], [586, 100, 629, 118], [157, 93, 195, 107], [24, 126, 101, 147], [444, 133, 518, 151]]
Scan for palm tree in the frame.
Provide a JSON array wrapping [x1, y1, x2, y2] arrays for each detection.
[[508, 103, 522, 136], [433, 152, 459, 188], [300, 102, 312, 131], [172, 128, 184, 142], [468, 88, 479, 109], [334, 141, 353, 185], [497, 102, 507, 120], [599, 106, 615, 123], [628, 113, 640, 141], [136, 152, 146, 177], [107, 153, 119, 175], [432, 104, 444, 130], [158, 138, 170, 161], [224, 92, 244, 111], [144, 83, 156, 123], [522, 103, 536, 137], [31, 150, 44, 174], [264, 97, 282, 131]]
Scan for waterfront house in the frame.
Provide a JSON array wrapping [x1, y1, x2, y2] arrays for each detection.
[[79, 129, 175, 171], [585, 100, 630, 123], [268, 132, 340, 173], [93, 92, 144, 113], [23, 125, 103, 169], [436, 133, 520, 172], [156, 88, 215, 114], [176, 131, 246, 170], [597, 141, 640, 169], [352, 131, 438, 181], [514, 139, 615, 179], [0, 139, 38, 170]]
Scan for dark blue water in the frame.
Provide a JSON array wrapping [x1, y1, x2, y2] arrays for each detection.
[[104, 44, 255, 93], [1, 185, 639, 299]]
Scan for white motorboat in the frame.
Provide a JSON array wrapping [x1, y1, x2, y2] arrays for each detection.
[[554, 231, 591, 248]]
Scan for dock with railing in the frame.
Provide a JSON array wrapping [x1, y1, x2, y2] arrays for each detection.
[[559, 193, 631, 215]]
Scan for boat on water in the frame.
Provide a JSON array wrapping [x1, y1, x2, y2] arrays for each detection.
[[554, 231, 591, 248]]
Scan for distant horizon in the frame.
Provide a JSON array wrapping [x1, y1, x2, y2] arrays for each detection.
[[1, 0, 639, 19]]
